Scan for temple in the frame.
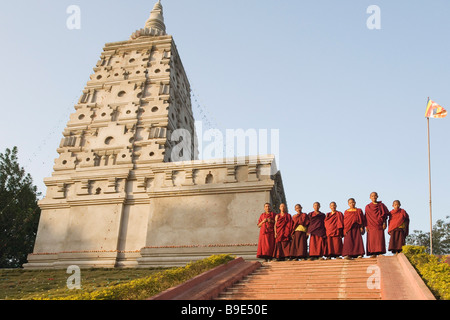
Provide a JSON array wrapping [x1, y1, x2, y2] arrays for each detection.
[[24, 1, 286, 269]]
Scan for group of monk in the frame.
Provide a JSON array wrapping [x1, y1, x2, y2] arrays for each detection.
[[256, 192, 410, 262]]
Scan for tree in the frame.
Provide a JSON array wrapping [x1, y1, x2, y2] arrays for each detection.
[[406, 216, 450, 255], [0, 147, 41, 268]]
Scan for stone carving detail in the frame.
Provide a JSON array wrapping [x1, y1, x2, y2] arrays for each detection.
[[54, 152, 76, 171], [77, 179, 91, 196], [248, 164, 259, 182], [53, 183, 66, 199], [182, 169, 195, 186], [224, 165, 237, 183], [163, 170, 174, 187], [105, 178, 118, 194], [135, 143, 165, 164]]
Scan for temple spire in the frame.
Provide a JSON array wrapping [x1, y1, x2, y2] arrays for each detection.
[[145, 0, 166, 33], [130, 0, 167, 39]]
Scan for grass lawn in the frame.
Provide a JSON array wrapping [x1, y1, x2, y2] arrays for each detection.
[[0, 267, 168, 300]]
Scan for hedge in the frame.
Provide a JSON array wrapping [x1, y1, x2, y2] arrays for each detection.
[[31, 254, 235, 300], [403, 245, 450, 300]]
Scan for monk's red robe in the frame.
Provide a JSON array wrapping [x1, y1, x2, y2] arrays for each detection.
[[388, 209, 410, 253], [273, 212, 293, 259], [365, 202, 389, 255], [342, 209, 366, 257], [324, 211, 344, 257], [256, 211, 276, 259], [290, 212, 310, 258], [308, 211, 327, 257]]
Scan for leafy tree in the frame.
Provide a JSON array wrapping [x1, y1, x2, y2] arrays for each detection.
[[406, 216, 450, 255], [0, 147, 41, 268]]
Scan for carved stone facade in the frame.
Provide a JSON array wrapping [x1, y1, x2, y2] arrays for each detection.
[[24, 1, 286, 269]]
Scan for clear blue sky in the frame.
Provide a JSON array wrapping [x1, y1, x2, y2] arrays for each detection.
[[0, 0, 449, 237]]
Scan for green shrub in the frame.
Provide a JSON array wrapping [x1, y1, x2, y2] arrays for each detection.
[[30, 254, 235, 300], [403, 245, 450, 300]]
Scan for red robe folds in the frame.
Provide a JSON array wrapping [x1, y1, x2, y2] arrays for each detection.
[[342, 209, 366, 257], [273, 212, 293, 259], [365, 202, 389, 255], [257, 211, 276, 259], [388, 209, 410, 253], [308, 211, 327, 257], [290, 212, 310, 258], [324, 211, 344, 257]]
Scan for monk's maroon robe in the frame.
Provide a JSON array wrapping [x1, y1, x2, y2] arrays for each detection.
[[342, 209, 366, 257], [388, 209, 410, 253], [257, 211, 276, 259], [324, 211, 344, 257], [290, 212, 310, 259], [365, 202, 389, 255], [308, 211, 327, 257], [273, 212, 293, 259]]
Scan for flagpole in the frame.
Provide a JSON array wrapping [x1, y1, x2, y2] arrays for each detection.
[[425, 97, 447, 255], [426, 104, 433, 255]]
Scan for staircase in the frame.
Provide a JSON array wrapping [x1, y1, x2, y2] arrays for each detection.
[[216, 258, 382, 300]]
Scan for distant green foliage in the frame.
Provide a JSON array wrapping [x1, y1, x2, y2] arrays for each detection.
[[406, 216, 450, 255], [0, 147, 41, 268], [30, 254, 235, 300], [403, 245, 450, 300]]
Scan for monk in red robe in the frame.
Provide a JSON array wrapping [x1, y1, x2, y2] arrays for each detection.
[[273, 203, 293, 261], [290, 204, 310, 260], [342, 198, 366, 259], [365, 192, 389, 257], [324, 202, 344, 259], [308, 202, 327, 259], [257, 203, 276, 262], [388, 200, 410, 254]]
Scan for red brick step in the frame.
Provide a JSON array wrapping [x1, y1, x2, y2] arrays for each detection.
[[216, 258, 382, 300]]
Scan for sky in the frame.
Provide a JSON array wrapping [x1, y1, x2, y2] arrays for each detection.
[[0, 0, 449, 237]]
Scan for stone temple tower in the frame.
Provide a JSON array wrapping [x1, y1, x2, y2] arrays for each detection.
[[25, 1, 286, 269]]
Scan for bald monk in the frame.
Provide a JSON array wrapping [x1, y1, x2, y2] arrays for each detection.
[[257, 203, 276, 262], [342, 198, 366, 259], [387, 200, 410, 254], [324, 202, 344, 259], [290, 204, 310, 260], [365, 192, 389, 257], [308, 202, 327, 260], [273, 203, 293, 261]]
